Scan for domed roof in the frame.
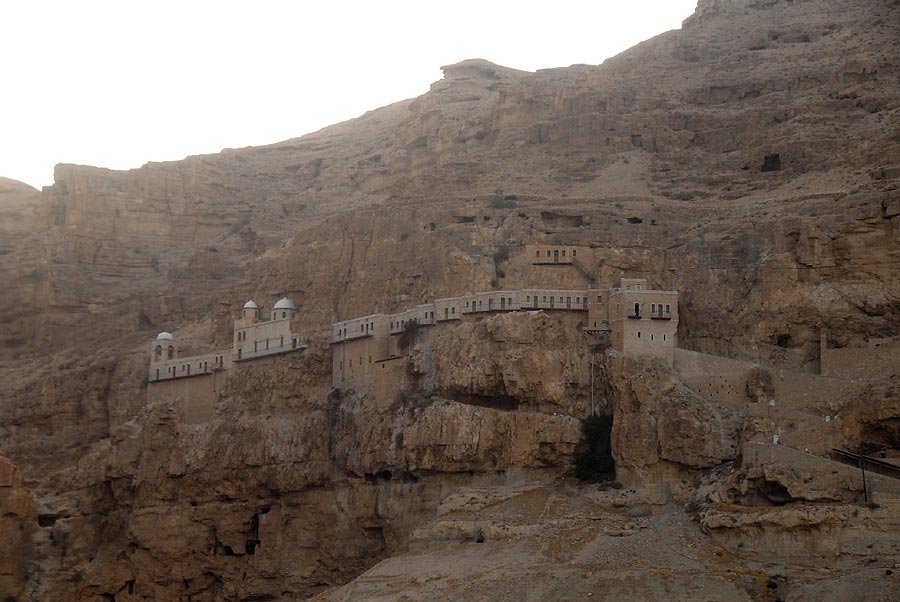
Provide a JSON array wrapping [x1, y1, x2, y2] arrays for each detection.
[[273, 297, 297, 311], [243, 300, 258, 309], [156, 332, 174, 341]]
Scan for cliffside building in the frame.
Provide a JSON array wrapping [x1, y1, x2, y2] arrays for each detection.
[[148, 297, 304, 383], [330, 278, 678, 389]]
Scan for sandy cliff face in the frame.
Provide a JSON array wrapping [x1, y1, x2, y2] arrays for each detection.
[[1, 0, 900, 599]]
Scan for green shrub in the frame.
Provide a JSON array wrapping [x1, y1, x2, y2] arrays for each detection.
[[574, 415, 616, 483], [398, 318, 420, 349]]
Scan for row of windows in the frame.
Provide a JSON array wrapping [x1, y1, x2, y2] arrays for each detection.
[[535, 249, 578, 257], [339, 354, 373, 370], [334, 293, 674, 339], [155, 355, 225, 379], [154, 344, 176, 360], [636, 332, 667, 341]]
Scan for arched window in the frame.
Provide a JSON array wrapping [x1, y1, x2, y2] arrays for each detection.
[[155, 345, 162, 360], [167, 345, 174, 359]]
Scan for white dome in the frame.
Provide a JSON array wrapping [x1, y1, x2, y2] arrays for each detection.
[[273, 297, 297, 311], [156, 332, 174, 341], [243, 300, 259, 309]]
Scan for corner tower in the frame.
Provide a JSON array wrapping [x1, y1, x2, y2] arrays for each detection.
[[151, 332, 177, 364]]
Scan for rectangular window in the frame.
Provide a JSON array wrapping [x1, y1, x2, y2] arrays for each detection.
[[572, 249, 577, 257], [543, 296, 547, 302], [546, 250, 550, 257], [666, 304, 671, 313], [451, 307, 456, 314], [559, 297, 563, 303], [637, 332, 641, 338], [535, 250, 540, 257], [527, 296, 531, 302], [562, 250, 566, 257], [597, 295, 602, 303], [652, 304, 656, 312], [369, 355, 372, 363], [663, 335, 667, 341]]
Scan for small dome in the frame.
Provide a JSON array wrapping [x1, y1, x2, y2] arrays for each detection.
[[243, 300, 258, 309], [156, 332, 174, 341], [273, 297, 297, 311]]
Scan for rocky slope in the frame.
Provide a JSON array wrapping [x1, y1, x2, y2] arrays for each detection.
[[1, 0, 900, 600]]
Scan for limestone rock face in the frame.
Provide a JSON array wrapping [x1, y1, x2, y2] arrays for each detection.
[[0, 178, 47, 360], [409, 312, 590, 413], [0, 455, 37, 601], [1, 0, 900, 599], [606, 355, 743, 478]]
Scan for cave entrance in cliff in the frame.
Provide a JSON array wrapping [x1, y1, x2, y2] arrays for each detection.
[[762, 153, 782, 172], [574, 415, 616, 483]]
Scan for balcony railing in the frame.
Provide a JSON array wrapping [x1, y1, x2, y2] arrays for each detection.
[[651, 309, 672, 320], [627, 309, 641, 319]]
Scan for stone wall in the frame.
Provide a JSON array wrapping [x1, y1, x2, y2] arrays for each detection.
[[147, 371, 228, 423], [821, 346, 900, 380], [673, 348, 757, 404], [525, 244, 592, 265]]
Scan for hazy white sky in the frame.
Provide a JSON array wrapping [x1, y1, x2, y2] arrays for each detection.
[[1, 1, 697, 189]]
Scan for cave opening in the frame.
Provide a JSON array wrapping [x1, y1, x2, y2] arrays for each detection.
[[574, 415, 616, 483], [364, 470, 393, 483], [762, 154, 782, 172], [37, 514, 57, 528], [245, 512, 261, 555]]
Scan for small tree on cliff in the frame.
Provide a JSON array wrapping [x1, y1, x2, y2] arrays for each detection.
[[399, 319, 420, 350]]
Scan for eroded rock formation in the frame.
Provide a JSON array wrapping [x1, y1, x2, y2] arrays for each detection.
[[1, 0, 900, 599]]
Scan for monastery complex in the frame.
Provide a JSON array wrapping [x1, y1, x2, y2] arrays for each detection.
[[148, 297, 305, 383], [330, 277, 678, 389], [145, 242, 900, 420], [148, 244, 682, 394]]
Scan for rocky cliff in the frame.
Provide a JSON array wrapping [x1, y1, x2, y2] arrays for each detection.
[[1, 0, 900, 600]]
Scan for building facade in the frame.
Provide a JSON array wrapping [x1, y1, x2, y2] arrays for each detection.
[[148, 297, 305, 383], [330, 278, 679, 389]]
